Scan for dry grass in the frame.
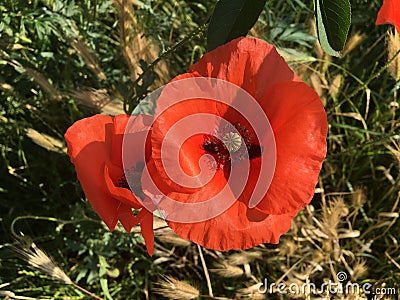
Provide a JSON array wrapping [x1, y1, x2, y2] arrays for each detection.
[[342, 32, 365, 57], [387, 30, 400, 81], [2, 1, 400, 299], [112, 0, 170, 86], [24, 68, 62, 101], [13, 237, 72, 285], [70, 40, 107, 82], [69, 88, 126, 115], [12, 235, 105, 300], [227, 251, 262, 266], [210, 261, 244, 278], [143, 186, 399, 299], [157, 233, 192, 248], [25, 128, 65, 153], [153, 276, 200, 300]]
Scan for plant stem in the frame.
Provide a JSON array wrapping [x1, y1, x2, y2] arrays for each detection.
[[71, 282, 104, 300], [197, 244, 213, 297]]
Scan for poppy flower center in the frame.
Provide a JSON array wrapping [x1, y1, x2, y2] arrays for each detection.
[[222, 132, 242, 152], [202, 122, 262, 169], [118, 162, 146, 200]]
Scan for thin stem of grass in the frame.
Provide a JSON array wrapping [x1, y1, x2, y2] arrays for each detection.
[[326, 133, 399, 159], [71, 282, 104, 300], [10, 215, 100, 239], [197, 244, 213, 297], [347, 48, 400, 99]]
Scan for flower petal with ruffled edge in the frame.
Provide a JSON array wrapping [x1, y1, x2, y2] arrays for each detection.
[[147, 37, 327, 251], [65, 114, 154, 255], [170, 198, 296, 251]]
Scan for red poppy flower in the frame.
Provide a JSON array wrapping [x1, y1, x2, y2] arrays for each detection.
[[65, 114, 154, 255], [376, 0, 400, 32], [145, 37, 328, 251]]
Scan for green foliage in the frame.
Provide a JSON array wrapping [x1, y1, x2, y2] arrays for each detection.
[[315, 0, 351, 56], [269, 20, 315, 47], [207, 0, 266, 51]]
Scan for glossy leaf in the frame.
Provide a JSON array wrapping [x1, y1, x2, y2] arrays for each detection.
[[207, 0, 266, 51], [315, 0, 351, 56]]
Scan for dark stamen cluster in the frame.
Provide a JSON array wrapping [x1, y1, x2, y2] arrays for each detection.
[[118, 161, 146, 200], [202, 122, 262, 169]]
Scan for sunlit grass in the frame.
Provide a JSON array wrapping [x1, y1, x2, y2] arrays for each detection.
[[0, 0, 399, 299]]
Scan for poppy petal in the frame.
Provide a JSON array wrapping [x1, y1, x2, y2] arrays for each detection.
[[147, 37, 327, 251], [65, 115, 119, 230], [116, 203, 140, 232], [112, 114, 153, 166], [189, 37, 301, 99], [143, 156, 237, 223], [255, 81, 327, 214], [65, 114, 112, 163], [233, 157, 261, 206], [137, 209, 154, 256], [103, 164, 142, 209], [168, 200, 295, 251], [151, 96, 221, 194], [116, 204, 154, 256], [376, 0, 400, 32], [110, 114, 130, 167]]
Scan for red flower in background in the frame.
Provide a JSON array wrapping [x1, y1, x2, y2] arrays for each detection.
[[376, 0, 400, 32], [65, 114, 154, 255], [146, 37, 328, 251]]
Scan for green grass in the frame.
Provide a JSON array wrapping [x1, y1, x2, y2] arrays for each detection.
[[1, 0, 399, 299]]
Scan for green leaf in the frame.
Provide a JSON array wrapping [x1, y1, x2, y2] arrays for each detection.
[[315, 0, 351, 56], [99, 255, 113, 300], [131, 87, 162, 116], [207, 0, 266, 51]]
